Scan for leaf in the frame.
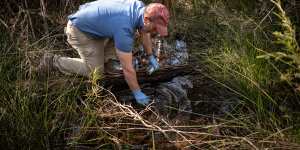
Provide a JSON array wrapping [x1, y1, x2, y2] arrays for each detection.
[[294, 73, 300, 79], [256, 54, 271, 59]]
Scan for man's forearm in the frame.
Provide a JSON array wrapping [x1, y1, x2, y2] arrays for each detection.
[[123, 68, 140, 91], [142, 32, 153, 55], [116, 50, 140, 91]]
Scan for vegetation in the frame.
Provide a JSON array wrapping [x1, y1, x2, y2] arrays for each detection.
[[0, 0, 300, 149]]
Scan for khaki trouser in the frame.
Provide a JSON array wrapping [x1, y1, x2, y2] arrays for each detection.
[[53, 21, 116, 77]]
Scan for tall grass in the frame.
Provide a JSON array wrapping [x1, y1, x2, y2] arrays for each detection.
[[194, 0, 299, 130], [258, 0, 299, 83]]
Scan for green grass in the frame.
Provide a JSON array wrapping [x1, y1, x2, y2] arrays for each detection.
[[185, 0, 299, 138], [0, 28, 86, 148]]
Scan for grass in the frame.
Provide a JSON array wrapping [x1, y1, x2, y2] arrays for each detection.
[[184, 0, 300, 145], [0, 0, 300, 149]]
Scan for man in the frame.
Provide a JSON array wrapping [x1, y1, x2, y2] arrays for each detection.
[[38, 0, 170, 105]]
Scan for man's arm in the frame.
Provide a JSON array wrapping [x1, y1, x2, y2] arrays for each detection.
[[141, 32, 160, 75], [116, 50, 140, 91], [117, 49, 149, 105], [141, 32, 153, 56]]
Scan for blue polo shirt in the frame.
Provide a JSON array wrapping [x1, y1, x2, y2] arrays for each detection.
[[68, 0, 145, 53]]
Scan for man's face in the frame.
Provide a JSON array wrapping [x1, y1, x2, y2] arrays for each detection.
[[142, 18, 159, 36]]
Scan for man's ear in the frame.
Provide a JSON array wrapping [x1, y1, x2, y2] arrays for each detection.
[[144, 16, 151, 23]]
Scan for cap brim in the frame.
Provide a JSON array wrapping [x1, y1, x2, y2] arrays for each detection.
[[156, 24, 168, 37]]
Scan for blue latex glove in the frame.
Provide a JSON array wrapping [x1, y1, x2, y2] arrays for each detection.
[[132, 89, 150, 105], [147, 55, 160, 75]]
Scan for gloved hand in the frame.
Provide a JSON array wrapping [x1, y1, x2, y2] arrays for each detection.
[[132, 89, 150, 105], [147, 55, 160, 75]]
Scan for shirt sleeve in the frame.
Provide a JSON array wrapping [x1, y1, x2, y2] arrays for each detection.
[[113, 28, 134, 53]]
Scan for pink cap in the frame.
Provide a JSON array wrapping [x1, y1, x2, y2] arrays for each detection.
[[147, 3, 170, 36]]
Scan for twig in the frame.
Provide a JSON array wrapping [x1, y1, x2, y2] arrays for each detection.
[[0, 18, 8, 29], [25, 0, 36, 39], [254, 6, 275, 31], [40, 0, 49, 35]]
